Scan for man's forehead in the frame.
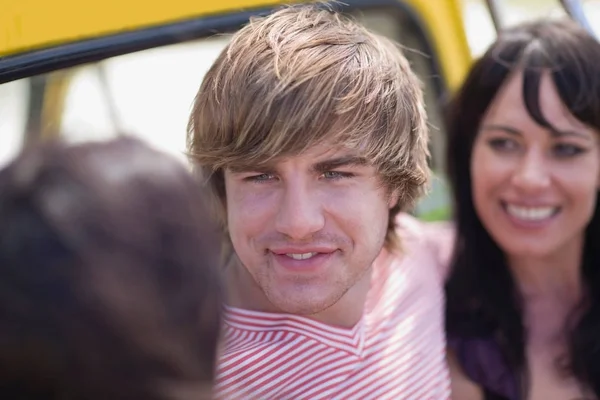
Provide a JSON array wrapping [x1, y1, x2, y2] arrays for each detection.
[[299, 142, 366, 160], [229, 143, 368, 171]]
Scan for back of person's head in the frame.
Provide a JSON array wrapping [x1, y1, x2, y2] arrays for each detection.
[[187, 2, 430, 249], [445, 19, 600, 393], [0, 136, 223, 400]]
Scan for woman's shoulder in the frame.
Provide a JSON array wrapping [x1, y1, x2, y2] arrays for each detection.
[[447, 349, 485, 400]]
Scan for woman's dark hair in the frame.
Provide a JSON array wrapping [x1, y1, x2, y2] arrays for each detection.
[[0, 136, 223, 400], [445, 19, 600, 396]]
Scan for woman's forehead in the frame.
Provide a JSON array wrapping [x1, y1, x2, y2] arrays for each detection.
[[484, 70, 592, 135]]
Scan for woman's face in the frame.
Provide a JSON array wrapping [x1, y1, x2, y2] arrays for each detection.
[[471, 71, 600, 259]]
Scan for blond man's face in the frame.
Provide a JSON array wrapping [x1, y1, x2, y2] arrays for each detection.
[[223, 144, 397, 318]]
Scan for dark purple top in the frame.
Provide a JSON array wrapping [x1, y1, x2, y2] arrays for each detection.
[[448, 336, 520, 400]]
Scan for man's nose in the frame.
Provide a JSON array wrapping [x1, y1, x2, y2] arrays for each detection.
[[274, 181, 325, 240]]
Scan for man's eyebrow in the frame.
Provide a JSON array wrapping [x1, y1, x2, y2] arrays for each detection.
[[313, 155, 368, 173], [227, 163, 276, 174]]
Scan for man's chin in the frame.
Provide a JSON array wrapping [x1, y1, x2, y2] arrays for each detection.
[[266, 292, 341, 316]]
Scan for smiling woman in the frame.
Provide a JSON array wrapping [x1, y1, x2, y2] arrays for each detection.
[[444, 18, 600, 400], [472, 70, 599, 260]]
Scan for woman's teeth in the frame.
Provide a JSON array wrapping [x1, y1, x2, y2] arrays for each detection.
[[506, 204, 557, 221]]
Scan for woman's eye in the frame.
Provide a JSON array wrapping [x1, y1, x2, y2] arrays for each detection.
[[553, 143, 586, 158], [487, 138, 519, 152]]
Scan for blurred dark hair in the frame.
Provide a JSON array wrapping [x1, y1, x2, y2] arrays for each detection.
[[0, 136, 223, 400], [445, 19, 600, 396]]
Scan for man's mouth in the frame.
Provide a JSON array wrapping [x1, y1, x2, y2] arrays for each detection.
[[268, 246, 338, 272], [285, 252, 319, 260]]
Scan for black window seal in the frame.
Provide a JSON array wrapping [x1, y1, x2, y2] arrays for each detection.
[[0, 0, 447, 99]]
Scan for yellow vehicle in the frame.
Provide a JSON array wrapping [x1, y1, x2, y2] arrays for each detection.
[[0, 0, 593, 219]]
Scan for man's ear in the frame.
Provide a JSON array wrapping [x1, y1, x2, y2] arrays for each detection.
[[388, 189, 400, 209]]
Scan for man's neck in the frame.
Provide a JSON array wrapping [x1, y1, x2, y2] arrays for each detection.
[[225, 255, 373, 328]]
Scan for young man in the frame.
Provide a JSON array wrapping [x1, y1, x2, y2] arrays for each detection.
[[188, 4, 450, 399]]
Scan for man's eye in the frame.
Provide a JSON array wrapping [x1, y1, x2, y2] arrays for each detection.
[[322, 171, 353, 180], [245, 173, 276, 182]]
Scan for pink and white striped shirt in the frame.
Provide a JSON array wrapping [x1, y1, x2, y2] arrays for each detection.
[[215, 215, 451, 399]]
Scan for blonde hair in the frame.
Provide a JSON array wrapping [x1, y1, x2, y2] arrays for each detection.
[[187, 3, 430, 249]]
